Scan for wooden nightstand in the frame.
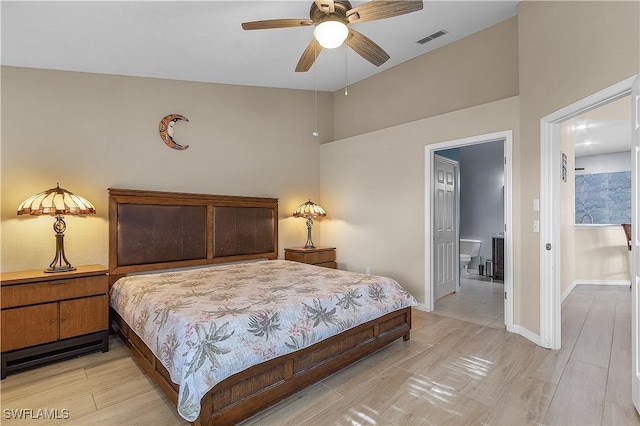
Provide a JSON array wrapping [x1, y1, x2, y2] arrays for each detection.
[[284, 246, 337, 269], [0, 264, 109, 379]]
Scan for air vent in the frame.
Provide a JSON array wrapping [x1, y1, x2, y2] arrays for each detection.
[[416, 30, 448, 45]]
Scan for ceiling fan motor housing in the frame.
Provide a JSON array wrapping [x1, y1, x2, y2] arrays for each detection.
[[310, 1, 352, 23]]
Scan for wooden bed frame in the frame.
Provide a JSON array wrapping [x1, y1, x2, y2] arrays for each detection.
[[108, 188, 412, 425]]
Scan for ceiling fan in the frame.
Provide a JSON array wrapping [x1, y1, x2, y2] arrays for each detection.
[[241, 0, 423, 72]]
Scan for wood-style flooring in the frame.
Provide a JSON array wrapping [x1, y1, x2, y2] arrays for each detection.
[[0, 285, 638, 425]]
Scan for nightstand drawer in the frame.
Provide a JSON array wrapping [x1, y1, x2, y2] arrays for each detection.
[[284, 247, 337, 268], [60, 295, 108, 339], [1, 282, 57, 308], [1, 275, 108, 308], [285, 249, 335, 264], [55, 275, 108, 300], [1, 303, 58, 352]]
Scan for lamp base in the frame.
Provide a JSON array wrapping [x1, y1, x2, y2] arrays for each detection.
[[46, 217, 75, 273], [45, 265, 77, 273], [303, 217, 316, 249]]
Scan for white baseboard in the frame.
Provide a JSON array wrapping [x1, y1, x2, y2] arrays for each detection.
[[564, 280, 631, 303], [414, 303, 430, 312], [574, 279, 631, 286], [508, 324, 542, 346], [562, 281, 577, 303]]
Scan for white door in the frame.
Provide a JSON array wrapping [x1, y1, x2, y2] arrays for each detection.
[[631, 76, 640, 413], [434, 155, 458, 299]]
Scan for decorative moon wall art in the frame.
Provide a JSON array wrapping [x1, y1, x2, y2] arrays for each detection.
[[159, 114, 189, 150]]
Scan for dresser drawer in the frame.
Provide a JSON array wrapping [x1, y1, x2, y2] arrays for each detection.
[[1, 275, 108, 308]]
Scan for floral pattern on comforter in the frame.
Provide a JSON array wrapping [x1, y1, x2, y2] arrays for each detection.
[[110, 259, 417, 422]]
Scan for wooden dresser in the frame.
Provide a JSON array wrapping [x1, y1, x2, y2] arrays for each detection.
[[0, 264, 109, 379], [284, 246, 337, 269]]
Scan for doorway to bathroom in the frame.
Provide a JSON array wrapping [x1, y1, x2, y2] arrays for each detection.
[[424, 130, 514, 331]]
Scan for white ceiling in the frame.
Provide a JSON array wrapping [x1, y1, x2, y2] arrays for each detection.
[[1, 1, 518, 92], [565, 95, 632, 157]]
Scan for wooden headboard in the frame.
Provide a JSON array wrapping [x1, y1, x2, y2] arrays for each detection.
[[108, 188, 278, 282]]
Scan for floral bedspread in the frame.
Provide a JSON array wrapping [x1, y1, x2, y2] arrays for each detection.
[[110, 259, 417, 422]]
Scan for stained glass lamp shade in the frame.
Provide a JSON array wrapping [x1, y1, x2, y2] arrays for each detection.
[[17, 184, 96, 272]]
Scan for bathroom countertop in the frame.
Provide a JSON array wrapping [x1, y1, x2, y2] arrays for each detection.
[[492, 232, 504, 238], [574, 224, 622, 229]]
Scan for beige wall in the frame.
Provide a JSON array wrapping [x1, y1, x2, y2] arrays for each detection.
[[1, 67, 333, 272], [575, 228, 632, 282], [319, 96, 520, 305], [518, 0, 639, 333], [332, 16, 519, 140]]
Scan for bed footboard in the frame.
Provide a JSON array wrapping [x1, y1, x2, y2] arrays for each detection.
[[110, 307, 411, 425]]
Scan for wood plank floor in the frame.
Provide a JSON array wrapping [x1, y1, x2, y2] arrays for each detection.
[[1, 285, 638, 425]]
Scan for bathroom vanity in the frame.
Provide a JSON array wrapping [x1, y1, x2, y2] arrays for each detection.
[[492, 235, 504, 280]]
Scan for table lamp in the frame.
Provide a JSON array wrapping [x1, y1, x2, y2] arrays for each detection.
[[293, 199, 326, 249], [17, 183, 96, 273]]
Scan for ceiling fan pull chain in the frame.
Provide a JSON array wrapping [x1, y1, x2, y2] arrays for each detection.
[[312, 42, 319, 137], [344, 46, 349, 96]]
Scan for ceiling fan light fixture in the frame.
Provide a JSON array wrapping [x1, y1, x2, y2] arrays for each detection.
[[314, 20, 349, 49]]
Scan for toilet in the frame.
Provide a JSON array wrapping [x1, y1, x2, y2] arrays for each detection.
[[460, 239, 482, 275]]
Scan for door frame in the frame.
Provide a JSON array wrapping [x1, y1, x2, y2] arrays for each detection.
[[434, 154, 460, 298], [424, 130, 514, 332], [539, 74, 638, 350]]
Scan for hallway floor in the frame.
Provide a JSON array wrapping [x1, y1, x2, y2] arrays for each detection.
[[435, 272, 504, 328]]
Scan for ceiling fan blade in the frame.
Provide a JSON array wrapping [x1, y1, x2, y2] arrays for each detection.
[[296, 38, 323, 72], [242, 19, 313, 30], [346, 28, 390, 67], [347, 0, 423, 23], [315, 0, 335, 14]]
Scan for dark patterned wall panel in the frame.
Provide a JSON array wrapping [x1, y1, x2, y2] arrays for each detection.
[[117, 204, 207, 266], [213, 207, 274, 257]]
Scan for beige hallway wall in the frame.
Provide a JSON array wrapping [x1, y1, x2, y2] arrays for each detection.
[[1, 67, 333, 272]]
